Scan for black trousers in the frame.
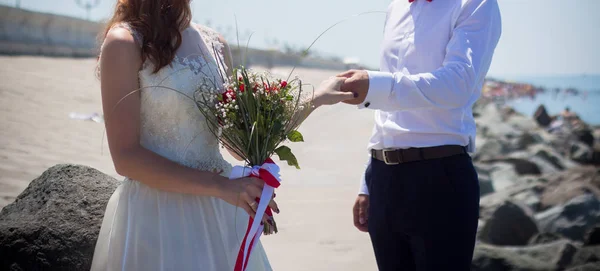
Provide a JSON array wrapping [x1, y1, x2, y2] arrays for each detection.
[[365, 153, 480, 271]]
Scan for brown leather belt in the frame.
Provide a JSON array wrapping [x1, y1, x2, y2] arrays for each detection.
[[371, 145, 467, 165]]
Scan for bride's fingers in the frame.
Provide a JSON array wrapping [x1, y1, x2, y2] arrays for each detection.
[[337, 70, 354, 78], [240, 203, 255, 219], [268, 199, 280, 214], [337, 91, 357, 101], [249, 201, 270, 224], [260, 213, 269, 225], [248, 200, 258, 213], [241, 197, 269, 225]]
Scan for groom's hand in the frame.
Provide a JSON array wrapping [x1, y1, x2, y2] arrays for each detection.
[[312, 77, 356, 107], [338, 70, 369, 105], [353, 195, 369, 232]]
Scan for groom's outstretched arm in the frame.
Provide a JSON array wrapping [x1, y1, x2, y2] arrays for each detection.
[[341, 0, 501, 111]]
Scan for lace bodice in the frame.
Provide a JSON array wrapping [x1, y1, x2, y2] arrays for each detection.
[[103, 23, 231, 173]]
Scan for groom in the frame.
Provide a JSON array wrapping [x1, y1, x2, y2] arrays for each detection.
[[338, 0, 501, 270]]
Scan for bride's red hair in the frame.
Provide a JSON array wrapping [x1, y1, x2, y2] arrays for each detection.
[[102, 0, 192, 73]]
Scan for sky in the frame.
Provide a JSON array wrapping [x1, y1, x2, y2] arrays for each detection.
[[2, 0, 599, 76]]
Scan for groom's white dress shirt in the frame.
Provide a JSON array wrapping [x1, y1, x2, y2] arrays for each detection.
[[359, 0, 502, 195]]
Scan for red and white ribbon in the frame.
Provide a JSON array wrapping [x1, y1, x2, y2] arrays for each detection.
[[229, 158, 281, 271]]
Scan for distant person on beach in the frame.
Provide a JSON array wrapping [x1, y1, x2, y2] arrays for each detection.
[[336, 0, 502, 270], [561, 107, 578, 121], [559, 107, 589, 131]]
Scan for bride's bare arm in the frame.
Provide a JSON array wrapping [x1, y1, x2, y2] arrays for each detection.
[[100, 28, 226, 195], [100, 28, 275, 218]]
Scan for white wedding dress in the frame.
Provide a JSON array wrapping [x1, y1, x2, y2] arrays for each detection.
[[91, 23, 272, 271]]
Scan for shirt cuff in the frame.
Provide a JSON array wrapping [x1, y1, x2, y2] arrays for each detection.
[[359, 159, 370, 195], [359, 173, 369, 195], [358, 70, 395, 110]]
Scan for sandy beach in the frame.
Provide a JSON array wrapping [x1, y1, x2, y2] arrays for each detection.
[[0, 55, 377, 270]]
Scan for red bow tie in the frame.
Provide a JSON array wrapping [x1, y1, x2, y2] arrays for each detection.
[[409, 0, 432, 2]]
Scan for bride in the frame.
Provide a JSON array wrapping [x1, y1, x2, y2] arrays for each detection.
[[92, 0, 354, 270]]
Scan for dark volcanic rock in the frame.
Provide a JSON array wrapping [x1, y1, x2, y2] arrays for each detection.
[[511, 159, 543, 175], [540, 182, 600, 212], [488, 163, 522, 192], [478, 173, 495, 197], [529, 232, 566, 245], [479, 183, 539, 221], [0, 164, 119, 271], [534, 105, 553, 127], [474, 138, 509, 162], [481, 158, 542, 176], [479, 200, 539, 246], [533, 147, 568, 171], [571, 142, 596, 164], [472, 240, 578, 271], [584, 226, 600, 246], [566, 263, 600, 271], [536, 194, 600, 242], [569, 246, 600, 269], [537, 167, 600, 211], [575, 129, 596, 148], [513, 132, 542, 151], [472, 241, 600, 270]]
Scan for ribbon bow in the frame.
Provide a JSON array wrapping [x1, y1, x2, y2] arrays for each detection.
[[229, 158, 281, 271]]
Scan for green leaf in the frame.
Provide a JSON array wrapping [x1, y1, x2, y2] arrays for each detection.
[[287, 130, 304, 142], [274, 145, 300, 169]]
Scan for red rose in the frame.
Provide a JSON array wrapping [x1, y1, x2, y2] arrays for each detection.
[[239, 84, 245, 92], [281, 81, 287, 88]]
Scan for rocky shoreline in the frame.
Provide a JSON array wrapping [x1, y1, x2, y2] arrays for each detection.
[[471, 100, 600, 270], [1, 100, 599, 270]]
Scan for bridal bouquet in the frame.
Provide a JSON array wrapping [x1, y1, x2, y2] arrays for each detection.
[[194, 65, 311, 271]]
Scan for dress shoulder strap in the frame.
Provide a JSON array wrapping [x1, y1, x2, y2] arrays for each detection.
[[96, 22, 144, 77], [112, 22, 143, 48], [194, 24, 225, 53]]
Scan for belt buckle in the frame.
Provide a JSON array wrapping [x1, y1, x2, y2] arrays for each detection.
[[382, 149, 400, 165]]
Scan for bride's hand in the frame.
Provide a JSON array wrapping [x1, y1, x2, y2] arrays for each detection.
[[217, 177, 279, 224], [312, 77, 357, 107]]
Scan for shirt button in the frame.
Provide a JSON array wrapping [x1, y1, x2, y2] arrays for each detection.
[[364, 102, 371, 108]]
